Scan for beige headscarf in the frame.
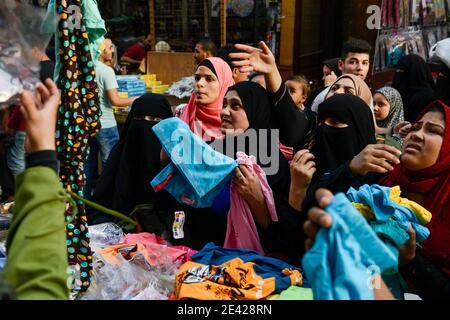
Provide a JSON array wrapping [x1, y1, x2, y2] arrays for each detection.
[[326, 74, 372, 107]]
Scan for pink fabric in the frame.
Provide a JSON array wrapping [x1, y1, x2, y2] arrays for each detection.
[[279, 143, 294, 161], [224, 152, 278, 255], [120, 233, 193, 265], [179, 57, 234, 141]]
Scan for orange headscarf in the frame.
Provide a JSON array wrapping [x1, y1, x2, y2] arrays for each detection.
[[179, 57, 234, 141]]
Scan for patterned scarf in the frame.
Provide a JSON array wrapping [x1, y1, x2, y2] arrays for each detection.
[[375, 86, 405, 129], [55, 0, 103, 293]]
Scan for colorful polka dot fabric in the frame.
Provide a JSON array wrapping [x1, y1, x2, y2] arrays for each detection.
[[55, 0, 102, 294]]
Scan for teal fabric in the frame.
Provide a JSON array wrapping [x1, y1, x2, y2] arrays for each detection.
[[346, 184, 430, 243], [95, 62, 118, 129], [151, 118, 238, 208], [46, 0, 106, 82], [302, 193, 397, 300], [82, 0, 106, 63], [345, 184, 430, 300]]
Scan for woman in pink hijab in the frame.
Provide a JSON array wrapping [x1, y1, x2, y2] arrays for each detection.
[[179, 57, 234, 141]]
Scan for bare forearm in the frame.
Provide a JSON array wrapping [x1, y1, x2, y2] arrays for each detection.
[[121, 56, 142, 65], [247, 198, 271, 230], [289, 186, 307, 212], [109, 95, 137, 107]]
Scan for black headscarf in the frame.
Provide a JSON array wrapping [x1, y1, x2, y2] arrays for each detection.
[[211, 81, 289, 190], [392, 54, 436, 122], [435, 64, 450, 106], [311, 94, 376, 177], [214, 81, 302, 262], [214, 81, 275, 167], [88, 93, 173, 223], [322, 57, 341, 77]]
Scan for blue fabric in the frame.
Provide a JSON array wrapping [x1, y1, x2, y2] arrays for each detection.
[[212, 183, 231, 219], [191, 243, 305, 292], [151, 118, 238, 208], [302, 193, 398, 300], [346, 184, 430, 243], [370, 220, 410, 249], [6, 131, 26, 177]]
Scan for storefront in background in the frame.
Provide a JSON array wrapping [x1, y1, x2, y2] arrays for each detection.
[[149, 0, 282, 60]]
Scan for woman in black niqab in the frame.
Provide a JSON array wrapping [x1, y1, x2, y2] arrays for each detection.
[[88, 93, 173, 224], [391, 54, 436, 122]]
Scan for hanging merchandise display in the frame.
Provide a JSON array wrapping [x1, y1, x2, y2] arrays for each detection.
[[374, 0, 450, 73], [49, 0, 106, 295]]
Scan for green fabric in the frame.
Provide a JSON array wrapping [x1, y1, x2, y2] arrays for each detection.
[[278, 286, 314, 300], [3, 167, 68, 300], [82, 0, 106, 60], [46, 0, 106, 82]]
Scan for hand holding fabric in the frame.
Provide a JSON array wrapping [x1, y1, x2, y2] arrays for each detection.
[[233, 165, 264, 204], [19, 79, 60, 153], [303, 189, 334, 251], [233, 165, 270, 230], [349, 144, 401, 176], [289, 150, 316, 211], [398, 225, 417, 267]]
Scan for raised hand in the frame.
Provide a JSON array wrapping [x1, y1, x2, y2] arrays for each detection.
[[229, 41, 276, 75], [20, 79, 60, 153]]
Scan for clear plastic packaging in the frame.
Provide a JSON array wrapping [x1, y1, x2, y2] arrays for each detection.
[[88, 223, 124, 253], [0, 0, 58, 108], [79, 245, 178, 300]]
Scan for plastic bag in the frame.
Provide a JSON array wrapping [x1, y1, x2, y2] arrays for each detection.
[[0, 0, 58, 108], [88, 223, 124, 253], [79, 244, 178, 300], [165, 76, 195, 99]]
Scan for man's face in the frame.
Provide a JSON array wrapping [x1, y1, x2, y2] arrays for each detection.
[[193, 44, 209, 65], [143, 34, 152, 50], [102, 39, 114, 62], [338, 52, 370, 80]]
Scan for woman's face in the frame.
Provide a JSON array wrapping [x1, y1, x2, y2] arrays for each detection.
[[220, 90, 250, 135], [402, 111, 445, 171], [325, 78, 356, 100], [194, 66, 220, 105], [373, 93, 391, 122], [323, 65, 332, 79]]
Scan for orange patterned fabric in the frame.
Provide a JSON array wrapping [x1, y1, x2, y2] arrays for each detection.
[[175, 258, 278, 300]]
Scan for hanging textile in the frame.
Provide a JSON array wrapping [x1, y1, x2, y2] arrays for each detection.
[[53, 0, 104, 294]]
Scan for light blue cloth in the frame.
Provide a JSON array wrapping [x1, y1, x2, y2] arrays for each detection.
[[95, 62, 118, 129], [302, 193, 398, 300], [151, 118, 238, 208], [346, 184, 430, 243]]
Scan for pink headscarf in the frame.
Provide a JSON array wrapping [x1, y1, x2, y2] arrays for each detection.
[[179, 57, 234, 141]]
